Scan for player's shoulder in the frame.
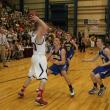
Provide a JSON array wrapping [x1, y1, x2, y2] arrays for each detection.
[[104, 47, 110, 53], [104, 47, 109, 50]]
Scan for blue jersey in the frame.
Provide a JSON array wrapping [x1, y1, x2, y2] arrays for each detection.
[[64, 41, 74, 60], [93, 47, 110, 79], [52, 47, 62, 61], [52, 47, 68, 63], [49, 47, 68, 75], [99, 47, 109, 63]]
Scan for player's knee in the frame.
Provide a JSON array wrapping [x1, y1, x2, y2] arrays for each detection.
[[61, 71, 67, 76], [95, 74, 101, 79], [28, 76, 33, 80], [47, 69, 52, 74], [91, 72, 95, 76], [41, 79, 47, 84]]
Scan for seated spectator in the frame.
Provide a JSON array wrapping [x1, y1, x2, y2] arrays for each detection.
[[18, 42, 24, 58], [12, 41, 23, 60], [26, 39, 31, 47]]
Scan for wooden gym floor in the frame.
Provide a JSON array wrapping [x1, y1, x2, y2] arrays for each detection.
[[0, 49, 110, 110]]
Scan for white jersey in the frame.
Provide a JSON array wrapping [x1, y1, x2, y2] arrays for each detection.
[[28, 32, 47, 80], [31, 33, 46, 55]]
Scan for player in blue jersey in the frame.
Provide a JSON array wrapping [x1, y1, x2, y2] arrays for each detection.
[[64, 33, 78, 69], [83, 38, 110, 96], [47, 37, 75, 96]]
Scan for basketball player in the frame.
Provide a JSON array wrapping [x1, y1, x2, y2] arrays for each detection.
[[18, 14, 48, 105], [64, 33, 78, 69], [47, 37, 75, 96], [83, 38, 110, 96]]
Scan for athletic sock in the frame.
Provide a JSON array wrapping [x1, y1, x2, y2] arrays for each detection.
[[37, 89, 43, 99], [68, 85, 73, 92], [93, 83, 97, 88], [21, 85, 26, 92], [100, 84, 104, 88]]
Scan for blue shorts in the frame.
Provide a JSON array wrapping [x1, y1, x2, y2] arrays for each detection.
[[93, 65, 110, 79], [49, 64, 67, 75]]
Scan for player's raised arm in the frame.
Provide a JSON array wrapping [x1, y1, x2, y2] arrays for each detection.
[[31, 15, 48, 33], [71, 39, 78, 51], [101, 48, 110, 66]]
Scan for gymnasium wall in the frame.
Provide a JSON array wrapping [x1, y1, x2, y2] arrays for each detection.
[[23, 0, 45, 19], [14, 0, 74, 34], [14, 0, 107, 35], [13, 0, 45, 18], [49, 0, 74, 34], [78, 0, 107, 35]]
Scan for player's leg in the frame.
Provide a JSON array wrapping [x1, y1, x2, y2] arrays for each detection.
[[88, 66, 103, 94], [95, 73, 106, 96], [47, 69, 53, 75], [36, 68, 53, 104], [88, 72, 99, 94], [35, 56, 48, 105], [66, 59, 70, 72], [89, 66, 107, 95], [67, 52, 74, 71], [18, 77, 32, 97], [35, 79, 48, 105], [61, 70, 75, 96], [18, 64, 34, 97]]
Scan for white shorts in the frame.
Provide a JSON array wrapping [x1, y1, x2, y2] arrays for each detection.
[[28, 54, 47, 80]]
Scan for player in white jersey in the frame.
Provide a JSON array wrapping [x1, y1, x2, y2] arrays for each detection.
[[18, 14, 48, 105]]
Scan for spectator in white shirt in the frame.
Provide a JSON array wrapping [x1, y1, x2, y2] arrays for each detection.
[[0, 27, 8, 67]]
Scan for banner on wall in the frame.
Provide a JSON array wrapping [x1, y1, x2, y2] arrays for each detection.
[[83, 19, 106, 35], [88, 19, 100, 25], [84, 19, 100, 35], [84, 19, 100, 25], [89, 25, 99, 34]]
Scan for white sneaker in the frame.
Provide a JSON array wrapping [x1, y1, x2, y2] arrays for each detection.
[[70, 89, 75, 97]]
